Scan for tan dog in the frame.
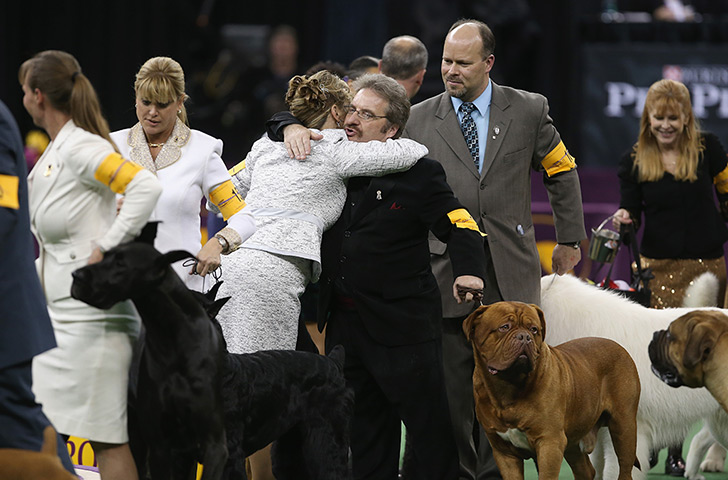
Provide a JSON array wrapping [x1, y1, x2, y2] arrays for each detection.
[[649, 309, 728, 412], [0, 425, 77, 480], [463, 301, 641, 480]]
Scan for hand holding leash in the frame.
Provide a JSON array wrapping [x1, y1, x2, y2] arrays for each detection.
[[454, 275, 484, 305]]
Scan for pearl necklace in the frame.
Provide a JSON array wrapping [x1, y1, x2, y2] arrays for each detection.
[[148, 142, 165, 148]]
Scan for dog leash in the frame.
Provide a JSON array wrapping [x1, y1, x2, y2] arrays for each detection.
[[182, 258, 223, 291], [457, 286, 484, 306]]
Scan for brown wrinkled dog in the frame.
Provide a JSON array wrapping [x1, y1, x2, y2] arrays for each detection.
[[649, 310, 728, 413], [0, 426, 77, 480], [463, 301, 641, 480]]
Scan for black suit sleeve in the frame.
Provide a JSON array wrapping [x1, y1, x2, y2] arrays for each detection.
[[266, 111, 302, 141], [421, 159, 486, 281]]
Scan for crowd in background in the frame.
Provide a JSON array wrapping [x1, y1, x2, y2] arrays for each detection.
[[3, 1, 728, 479]]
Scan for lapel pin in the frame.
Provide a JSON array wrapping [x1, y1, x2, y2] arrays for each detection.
[[44, 164, 53, 177], [492, 126, 500, 140], [376, 190, 382, 200]]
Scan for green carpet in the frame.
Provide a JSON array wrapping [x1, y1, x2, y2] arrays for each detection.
[[400, 421, 726, 478], [523, 421, 726, 479]]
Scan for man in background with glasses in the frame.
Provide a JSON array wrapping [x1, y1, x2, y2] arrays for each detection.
[[268, 73, 486, 479]]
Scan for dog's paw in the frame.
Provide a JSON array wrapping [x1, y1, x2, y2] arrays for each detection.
[[700, 458, 724, 472], [700, 443, 726, 472], [684, 473, 705, 480]]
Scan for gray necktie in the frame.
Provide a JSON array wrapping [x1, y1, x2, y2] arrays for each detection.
[[460, 102, 479, 170]]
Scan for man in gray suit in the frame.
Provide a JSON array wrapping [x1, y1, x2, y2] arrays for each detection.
[[402, 19, 586, 480]]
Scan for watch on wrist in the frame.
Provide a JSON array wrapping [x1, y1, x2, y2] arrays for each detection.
[[559, 242, 581, 250], [214, 234, 229, 253]]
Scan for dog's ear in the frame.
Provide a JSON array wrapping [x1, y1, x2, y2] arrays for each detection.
[[156, 250, 196, 267], [205, 280, 224, 303], [530, 304, 546, 340], [683, 320, 718, 370], [136, 221, 160, 245], [207, 296, 231, 320], [463, 305, 489, 342]]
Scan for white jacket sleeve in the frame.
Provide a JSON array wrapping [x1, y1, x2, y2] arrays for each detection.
[[97, 169, 162, 251]]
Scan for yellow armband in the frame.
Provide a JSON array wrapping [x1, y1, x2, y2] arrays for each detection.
[[0, 174, 19, 209], [714, 164, 728, 194], [94, 153, 144, 194], [447, 208, 486, 236], [541, 141, 576, 177], [228, 160, 245, 177], [210, 180, 245, 221]]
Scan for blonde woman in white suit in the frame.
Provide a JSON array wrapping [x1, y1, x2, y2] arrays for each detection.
[[21, 50, 162, 480], [111, 57, 256, 292]]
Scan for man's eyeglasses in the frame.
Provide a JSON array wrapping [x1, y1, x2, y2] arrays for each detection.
[[345, 105, 388, 122]]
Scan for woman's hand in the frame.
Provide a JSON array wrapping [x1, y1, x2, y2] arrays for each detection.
[[612, 208, 632, 230], [88, 246, 104, 265], [194, 238, 223, 276]]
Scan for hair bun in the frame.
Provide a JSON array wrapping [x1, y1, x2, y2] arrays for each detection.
[[286, 75, 327, 110]]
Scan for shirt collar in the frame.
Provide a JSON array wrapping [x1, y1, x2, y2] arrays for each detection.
[[450, 79, 492, 117]]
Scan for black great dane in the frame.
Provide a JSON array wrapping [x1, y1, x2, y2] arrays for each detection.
[[70, 231, 353, 480]]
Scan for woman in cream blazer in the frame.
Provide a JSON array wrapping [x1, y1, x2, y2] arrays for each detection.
[[21, 50, 161, 479]]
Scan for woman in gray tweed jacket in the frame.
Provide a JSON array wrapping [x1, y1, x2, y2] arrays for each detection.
[[217, 70, 427, 354]]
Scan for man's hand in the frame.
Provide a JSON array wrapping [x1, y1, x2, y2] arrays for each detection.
[[551, 243, 582, 275], [283, 124, 323, 160], [194, 238, 223, 276], [453, 275, 484, 304]]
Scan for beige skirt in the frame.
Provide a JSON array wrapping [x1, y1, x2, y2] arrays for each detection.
[[639, 256, 727, 309], [32, 299, 139, 444]]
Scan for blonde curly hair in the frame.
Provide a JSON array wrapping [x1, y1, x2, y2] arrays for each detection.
[[285, 70, 352, 129]]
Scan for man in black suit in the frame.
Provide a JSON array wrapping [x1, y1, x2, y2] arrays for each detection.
[[268, 73, 486, 480], [0, 99, 75, 472]]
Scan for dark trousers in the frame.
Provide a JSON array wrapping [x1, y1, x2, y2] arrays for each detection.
[[0, 360, 75, 473], [442, 317, 501, 480], [325, 305, 459, 480], [443, 239, 502, 480]]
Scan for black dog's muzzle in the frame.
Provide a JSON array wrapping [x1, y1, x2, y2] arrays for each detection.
[[648, 330, 684, 388], [70, 264, 118, 309]]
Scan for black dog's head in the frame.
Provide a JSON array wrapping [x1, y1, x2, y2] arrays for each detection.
[[648, 329, 684, 388], [71, 242, 195, 309]]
